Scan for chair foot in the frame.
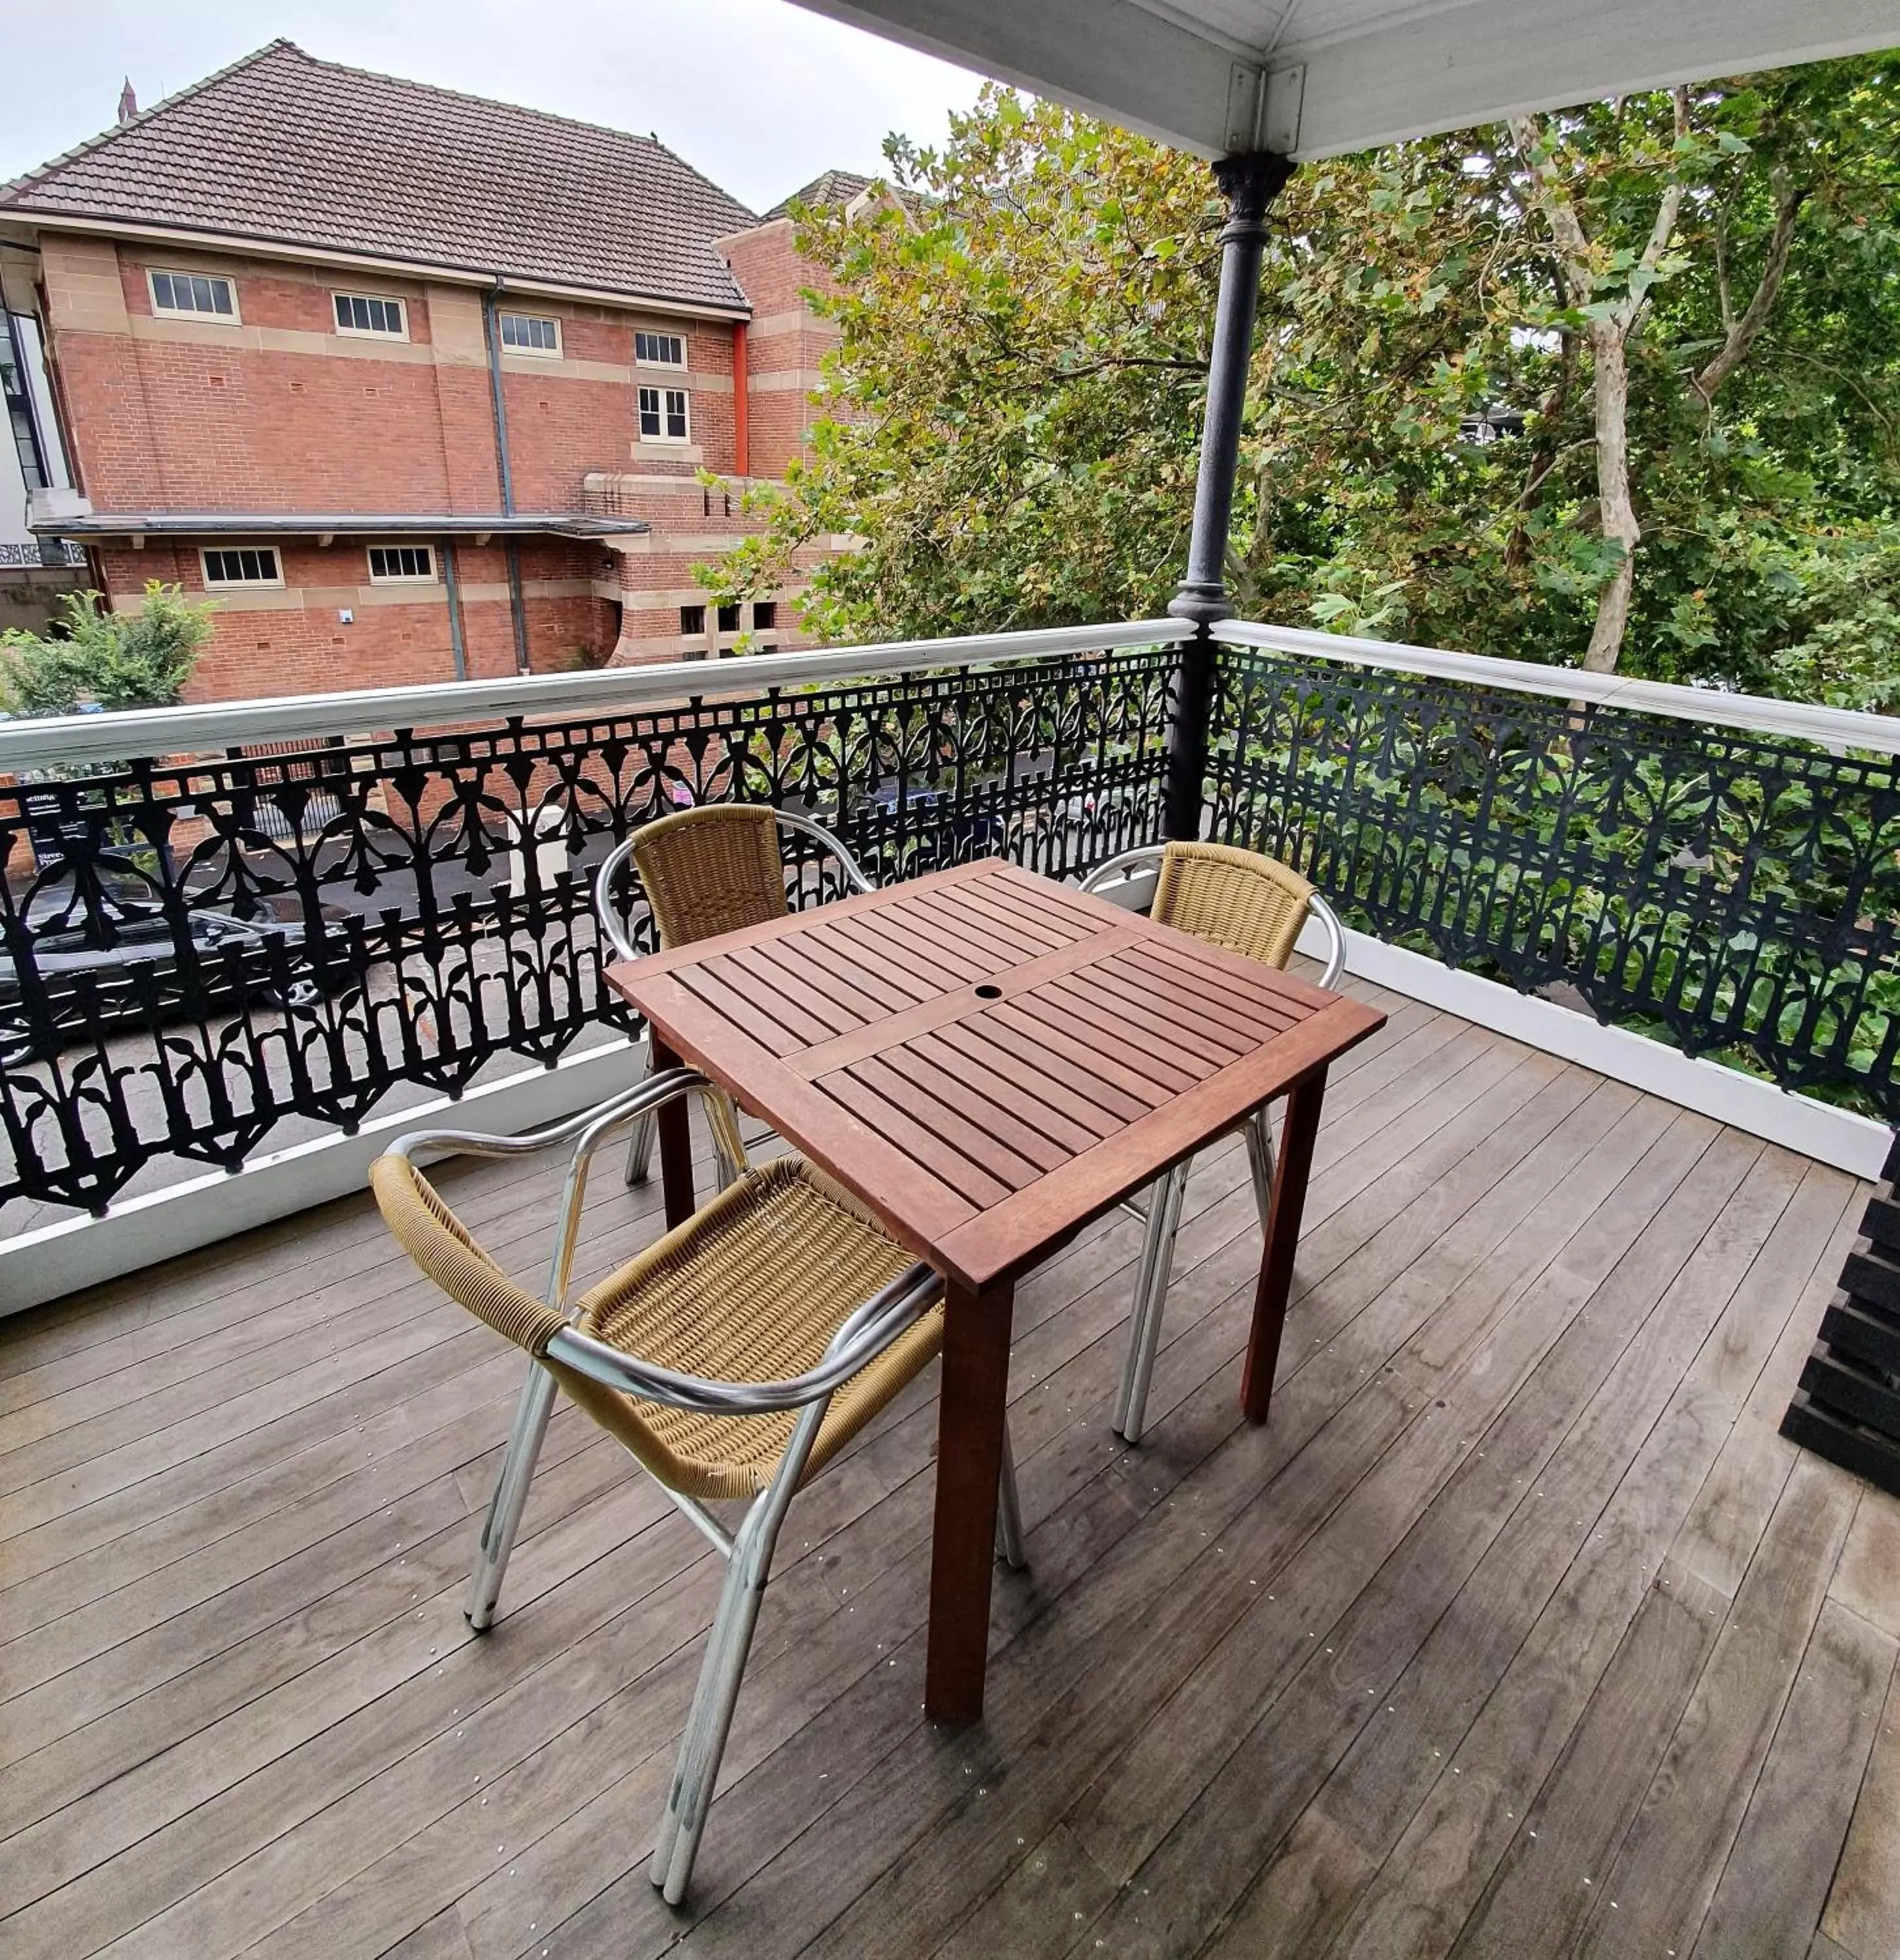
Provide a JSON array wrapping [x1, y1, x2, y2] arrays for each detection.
[[465, 1362, 557, 1631], [1114, 1160, 1190, 1445]]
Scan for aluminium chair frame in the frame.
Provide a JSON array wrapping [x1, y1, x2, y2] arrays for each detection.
[[593, 808, 875, 1187], [1080, 843, 1347, 1443], [382, 1066, 1024, 1905]]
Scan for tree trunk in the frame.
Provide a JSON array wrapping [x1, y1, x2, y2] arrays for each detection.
[[1584, 321, 1638, 672]]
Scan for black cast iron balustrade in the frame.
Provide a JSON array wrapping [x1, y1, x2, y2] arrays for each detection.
[[0, 646, 1173, 1220], [1205, 644, 1900, 1121]]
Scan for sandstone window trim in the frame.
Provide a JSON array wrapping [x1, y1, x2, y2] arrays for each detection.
[[635, 331, 686, 368], [333, 291, 408, 340], [500, 312, 561, 357], [367, 544, 438, 585], [201, 546, 283, 589], [149, 269, 238, 322], [638, 385, 691, 443]]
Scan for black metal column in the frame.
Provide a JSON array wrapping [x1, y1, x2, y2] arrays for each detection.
[[1162, 151, 1294, 842]]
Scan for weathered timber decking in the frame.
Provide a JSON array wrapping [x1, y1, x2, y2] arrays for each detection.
[[1, 973, 1895, 1960]]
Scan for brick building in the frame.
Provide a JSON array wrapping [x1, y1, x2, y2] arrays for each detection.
[[0, 42, 866, 701]]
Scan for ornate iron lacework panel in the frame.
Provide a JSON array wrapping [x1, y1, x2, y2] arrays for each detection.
[[0, 647, 1171, 1220], [1206, 645, 1900, 1120]]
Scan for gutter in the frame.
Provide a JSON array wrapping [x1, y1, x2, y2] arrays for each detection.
[[27, 509, 648, 539], [0, 211, 751, 320]]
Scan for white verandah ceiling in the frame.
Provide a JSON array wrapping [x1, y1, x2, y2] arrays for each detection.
[[789, 0, 1899, 157]]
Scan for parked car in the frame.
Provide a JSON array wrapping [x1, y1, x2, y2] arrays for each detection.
[[0, 891, 334, 1063]]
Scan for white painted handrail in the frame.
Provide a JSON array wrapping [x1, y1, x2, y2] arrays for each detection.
[[1218, 619, 1900, 759], [0, 618, 1194, 771]]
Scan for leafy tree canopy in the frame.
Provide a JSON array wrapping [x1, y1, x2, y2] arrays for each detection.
[[0, 582, 215, 717], [705, 61, 1900, 705]]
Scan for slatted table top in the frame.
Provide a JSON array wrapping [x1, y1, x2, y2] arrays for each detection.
[[609, 858, 1385, 1292]]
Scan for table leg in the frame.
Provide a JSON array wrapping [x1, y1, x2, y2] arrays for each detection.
[[1241, 1063, 1327, 1426], [925, 1276, 1015, 1723], [650, 1033, 697, 1232]]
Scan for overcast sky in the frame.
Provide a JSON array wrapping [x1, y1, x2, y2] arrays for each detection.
[[0, 0, 987, 216]]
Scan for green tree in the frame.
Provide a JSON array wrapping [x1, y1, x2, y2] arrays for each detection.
[[706, 64, 1900, 700], [0, 582, 215, 716], [700, 93, 1218, 642]]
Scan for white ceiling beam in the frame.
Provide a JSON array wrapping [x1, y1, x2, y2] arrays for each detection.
[[787, 0, 1258, 154], [791, 0, 1900, 158], [1280, 0, 1900, 157]]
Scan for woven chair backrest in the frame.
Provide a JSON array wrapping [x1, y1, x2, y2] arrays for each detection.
[[1151, 840, 1315, 972], [631, 804, 789, 949]]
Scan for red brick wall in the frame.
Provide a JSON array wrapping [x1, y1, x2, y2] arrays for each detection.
[[716, 219, 843, 483], [97, 536, 615, 701], [36, 227, 849, 702]]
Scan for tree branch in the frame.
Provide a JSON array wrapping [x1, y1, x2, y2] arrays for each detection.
[[1691, 162, 1808, 406]]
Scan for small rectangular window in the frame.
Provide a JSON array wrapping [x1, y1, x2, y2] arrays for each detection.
[[334, 292, 406, 338], [367, 544, 436, 583], [150, 270, 237, 319], [679, 604, 706, 634], [202, 546, 282, 587], [499, 312, 561, 355], [716, 603, 740, 632], [752, 600, 777, 630], [635, 331, 685, 367], [638, 385, 690, 442]]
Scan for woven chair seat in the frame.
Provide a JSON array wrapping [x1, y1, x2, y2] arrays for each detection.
[[374, 1152, 940, 1502]]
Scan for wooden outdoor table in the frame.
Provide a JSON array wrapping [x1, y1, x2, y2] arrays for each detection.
[[606, 857, 1384, 1722]]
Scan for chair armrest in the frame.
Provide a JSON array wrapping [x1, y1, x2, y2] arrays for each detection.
[[593, 835, 644, 964], [1307, 892, 1347, 990], [379, 1068, 747, 1318], [1079, 843, 1166, 896], [382, 1066, 725, 1173], [774, 809, 874, 894], [543, 1260, 942, 1415]]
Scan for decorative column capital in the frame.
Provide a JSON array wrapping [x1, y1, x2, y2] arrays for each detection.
[[1211, 150, 1295, 244]]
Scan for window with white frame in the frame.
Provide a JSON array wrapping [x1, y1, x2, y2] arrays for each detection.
[[638, 385, 689, 441], [333, 292, 407, 338], [499, 312, 561, 355], [367, 544, 436, 583], [150, 270, 237, 319], [201, 546, 282, 588], [635, 331, 685, 367]]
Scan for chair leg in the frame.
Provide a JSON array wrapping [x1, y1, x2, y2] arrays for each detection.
[[1115, 1158, 1191, 1445], [465, 1361, 558, 1631], [1245, 1107, 1277, 1240], [995, 1421, 1028, 1570], [651, 1491, 785, 1904], [623, 1047, 657, 1186]]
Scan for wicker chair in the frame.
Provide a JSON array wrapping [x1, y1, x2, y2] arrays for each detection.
[[594, 805, 873, 1188], [371, 1068, 1025, 1904], [1081, 841, 1347, 1443]]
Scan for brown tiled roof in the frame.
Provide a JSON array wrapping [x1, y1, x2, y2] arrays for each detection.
[[763, 171, 880, 222], [762, 169, 930, 224], [0, 41, 759, 312]]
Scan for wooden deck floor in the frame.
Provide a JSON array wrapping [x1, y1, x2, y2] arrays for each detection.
[[2, 976, 1895, 1960]]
